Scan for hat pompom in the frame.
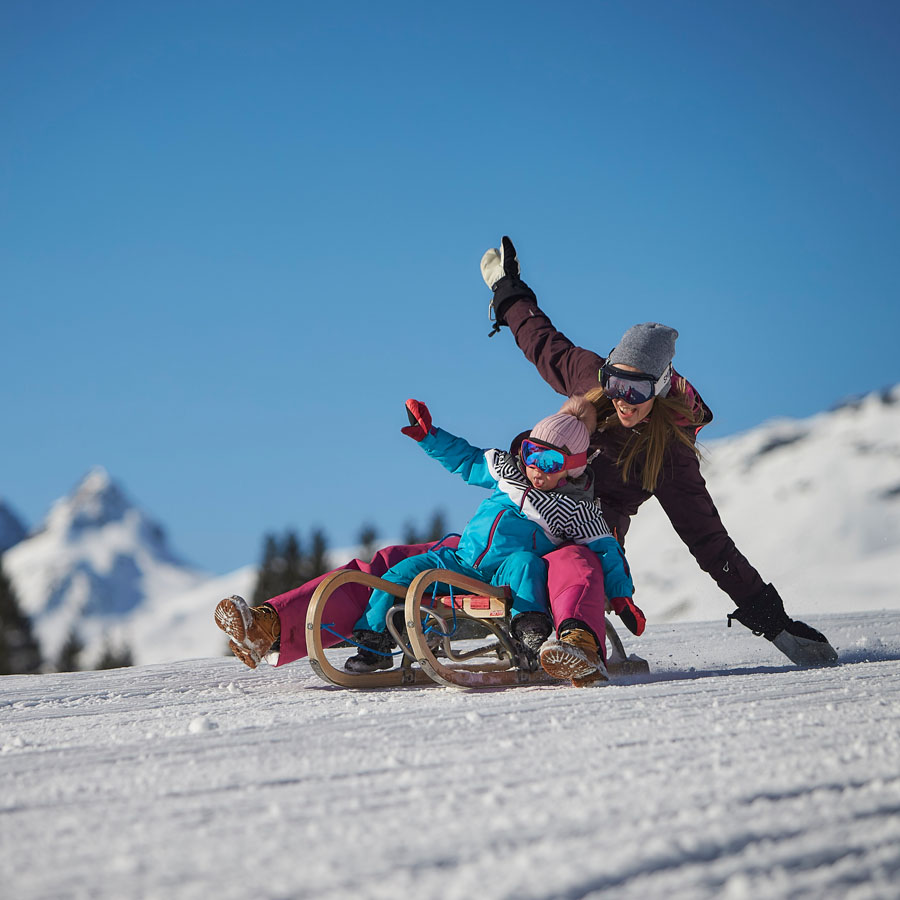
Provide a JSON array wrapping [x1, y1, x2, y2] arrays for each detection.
[[529, 395, 596, 477]]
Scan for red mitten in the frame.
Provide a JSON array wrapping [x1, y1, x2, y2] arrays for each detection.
[[610, 596, 646, 636], [400, 399, 434, 442]]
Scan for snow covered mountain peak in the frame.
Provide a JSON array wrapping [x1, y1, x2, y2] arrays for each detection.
[[3, 467, 217, 667], [43, 466, 131, 537], [35, 466, 181, 565]]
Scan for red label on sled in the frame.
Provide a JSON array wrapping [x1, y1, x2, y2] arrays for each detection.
[[437, 594, 505, 617], [439, 595, 490, 609]]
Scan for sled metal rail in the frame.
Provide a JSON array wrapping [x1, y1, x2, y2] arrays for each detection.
[[305, 567, 648, 691]]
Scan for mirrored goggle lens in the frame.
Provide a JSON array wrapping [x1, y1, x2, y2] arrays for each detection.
[[520, 439, 567, 474], [602, 373, 655, 405]]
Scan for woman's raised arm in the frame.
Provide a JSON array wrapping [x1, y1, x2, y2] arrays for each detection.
[[481, 236, 605, 397]]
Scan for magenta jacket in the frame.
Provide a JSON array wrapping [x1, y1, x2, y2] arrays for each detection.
[[504, 296, 767, 606]]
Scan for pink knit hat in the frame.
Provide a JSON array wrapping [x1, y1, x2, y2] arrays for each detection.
[[529, 396, 597, 477]]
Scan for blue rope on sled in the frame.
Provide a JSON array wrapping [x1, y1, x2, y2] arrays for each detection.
[[319, 624, 402, 658], [319, 581, 457, 657], [423, 532, 462, 639]]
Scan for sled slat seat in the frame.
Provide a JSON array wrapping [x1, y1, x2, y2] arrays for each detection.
[[434, 590, 508, 618]]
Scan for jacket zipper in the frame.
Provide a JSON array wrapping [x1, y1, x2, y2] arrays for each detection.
[[474, 510, 505, 568]]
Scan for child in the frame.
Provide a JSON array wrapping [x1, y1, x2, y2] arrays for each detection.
[[344, 396, 637, 686]]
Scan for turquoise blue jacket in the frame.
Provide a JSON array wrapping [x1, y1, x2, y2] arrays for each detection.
[[419, 427, 633, 600]]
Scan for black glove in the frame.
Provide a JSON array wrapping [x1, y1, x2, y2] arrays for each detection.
[[727, 583, 791, 640], [480, 236, 536, 336]]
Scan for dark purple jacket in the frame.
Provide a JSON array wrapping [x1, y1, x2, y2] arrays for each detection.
[[505, 297, 766, 606]]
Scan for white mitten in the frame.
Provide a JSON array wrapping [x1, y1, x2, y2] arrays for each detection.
[[480, 236, 533, 337], [480, 236, 521, 290], [480, 247, 503, 289]]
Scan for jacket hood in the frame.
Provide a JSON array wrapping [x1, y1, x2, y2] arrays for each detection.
[[671, 370, 713, 434]]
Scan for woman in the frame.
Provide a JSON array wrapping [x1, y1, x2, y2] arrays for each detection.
[[480, 235, 837, 668]]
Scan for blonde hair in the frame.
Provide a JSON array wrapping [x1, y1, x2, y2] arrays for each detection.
[[584, 377, 704, 492]]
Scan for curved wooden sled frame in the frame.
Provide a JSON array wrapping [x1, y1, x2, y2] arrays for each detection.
[[306, 568, 649, 691], [305, 570, 436, 688]]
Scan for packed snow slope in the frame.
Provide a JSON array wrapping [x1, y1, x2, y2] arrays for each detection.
[[2, 610, 899, 900]]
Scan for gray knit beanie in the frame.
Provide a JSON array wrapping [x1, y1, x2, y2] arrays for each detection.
[[608, 323, 678, 381]]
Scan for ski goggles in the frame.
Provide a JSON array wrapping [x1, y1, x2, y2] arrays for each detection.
[[520, 438, 587, 475], [599, 361, 672, 405]]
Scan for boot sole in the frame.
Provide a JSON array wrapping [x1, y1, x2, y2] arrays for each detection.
[[343, 659, 395, 674], [215, 596, 263, 668], [228, 640, 259, 669], [571, 662, 610, 688], [540, 640, 600, 681]]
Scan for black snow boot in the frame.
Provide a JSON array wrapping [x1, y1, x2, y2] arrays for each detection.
[[728, 584, 838, 667], [510, 611, 553, 671], [344, 629, 396, 674]]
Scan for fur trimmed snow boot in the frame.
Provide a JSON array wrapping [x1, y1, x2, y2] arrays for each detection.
[[570, 661, 610, 688], [215, 595, 281, 669], [540, 626, 609, 687]]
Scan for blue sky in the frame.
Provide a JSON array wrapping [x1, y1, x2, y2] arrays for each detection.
[[3, 0, 899, 574]]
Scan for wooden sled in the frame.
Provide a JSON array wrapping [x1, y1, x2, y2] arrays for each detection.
[[305, 567, 649, 691]]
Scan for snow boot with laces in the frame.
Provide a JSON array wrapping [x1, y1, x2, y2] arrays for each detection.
[[540, 624, 609, 687], [215, 595, 281, 669]]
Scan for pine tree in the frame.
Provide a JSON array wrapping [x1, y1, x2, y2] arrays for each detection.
[[251, 529, 331, 607], [95, 637, 134, 670], [357, 523, 378, 563], [0, 557, 42, 675], [303, 528, 329, 582], [401, 519, 419, 545], [282, 532, 302, 584], [250, 534, 280, 607], [425, 509, 448, 542], [56, 627, 85, 672], [401, 509, 448, 545]]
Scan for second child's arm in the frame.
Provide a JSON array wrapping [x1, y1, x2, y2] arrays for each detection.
[[401, 399, 497, 489]]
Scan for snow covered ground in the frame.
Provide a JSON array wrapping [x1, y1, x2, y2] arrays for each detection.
[[3, 609, 899, 900]]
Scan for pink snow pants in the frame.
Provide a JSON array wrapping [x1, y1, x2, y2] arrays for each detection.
[[267, 540, 607, 667]]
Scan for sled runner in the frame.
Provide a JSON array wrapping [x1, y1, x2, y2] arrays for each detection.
[[305, 568, 649, 691]]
